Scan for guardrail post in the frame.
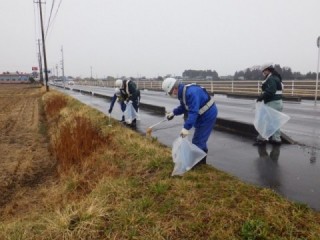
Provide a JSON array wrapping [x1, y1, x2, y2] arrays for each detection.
[[231, 80, 234, 93], [291, 80, 294, 96]]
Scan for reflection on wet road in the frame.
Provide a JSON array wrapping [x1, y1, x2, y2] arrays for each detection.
[[255, 145, 281, 189]]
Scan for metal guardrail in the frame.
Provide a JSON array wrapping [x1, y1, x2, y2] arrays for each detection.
[[76, 79, 319, 99]]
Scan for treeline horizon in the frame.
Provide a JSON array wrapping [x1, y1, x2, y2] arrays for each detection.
[[182, 64, 318, 80], [50, 64, 318, 81]]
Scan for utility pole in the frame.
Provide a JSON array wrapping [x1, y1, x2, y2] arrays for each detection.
[[90, 66, 93, 80], [36, 0, 49, 91], [315, 36, 320, 106], [56, 64, 59, 79], [61, 46, 65, 85], [37, 39, 44, 84]]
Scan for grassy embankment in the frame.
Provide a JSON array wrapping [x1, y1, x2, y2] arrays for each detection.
[[1, 89, 320, 239]]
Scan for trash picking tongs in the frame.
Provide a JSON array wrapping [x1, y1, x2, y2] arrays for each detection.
[[146, 118, 168, 137]]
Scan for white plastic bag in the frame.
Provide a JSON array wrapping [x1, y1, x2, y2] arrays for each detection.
[[171, 137, 207, 176], [124, 102, 137, 124], [253, 102, 290, 139]]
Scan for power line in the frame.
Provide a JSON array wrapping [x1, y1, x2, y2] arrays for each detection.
[[45, 0, 63, 40], [45, 0, 56, 38]]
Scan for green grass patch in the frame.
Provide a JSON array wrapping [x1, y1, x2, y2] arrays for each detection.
[[241, 219, 269, 239]]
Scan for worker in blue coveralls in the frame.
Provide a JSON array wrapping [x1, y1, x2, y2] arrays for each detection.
[[162, 77, 218, 166], [108, 88, 126, 122], [115, 78, 140, 128]]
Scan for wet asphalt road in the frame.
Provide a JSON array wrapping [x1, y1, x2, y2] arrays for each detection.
[[54, 85, 320, 211]]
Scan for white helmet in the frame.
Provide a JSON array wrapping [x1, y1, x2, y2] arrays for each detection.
[[162, 77, 177, 94], [260, 63, 273, 72], [115, 79, 123, 88], [114, 87, 121, 96]]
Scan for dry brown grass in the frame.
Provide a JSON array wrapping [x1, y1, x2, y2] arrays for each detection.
[[44, 93, 68, 118], [0, 84, 56, 220], [52, 116, 108, 171]]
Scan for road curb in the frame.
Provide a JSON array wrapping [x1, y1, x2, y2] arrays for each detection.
[[215, 118, 294, 144], [226, 93, 301, 102]]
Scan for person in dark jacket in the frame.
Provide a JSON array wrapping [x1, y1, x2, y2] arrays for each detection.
[[108, 88, 126, 122], [254, 64, 284, 145], [115, 78, 139, 127], [162, 77, 218, 166]]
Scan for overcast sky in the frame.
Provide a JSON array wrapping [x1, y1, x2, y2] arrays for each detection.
[[1, 0, 320, 78]]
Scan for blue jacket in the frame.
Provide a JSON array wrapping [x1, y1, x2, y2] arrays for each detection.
[[173, 83, 216, 130]]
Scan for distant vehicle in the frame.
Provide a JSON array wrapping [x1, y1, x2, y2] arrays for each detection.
[[67, 81, 75, 85]]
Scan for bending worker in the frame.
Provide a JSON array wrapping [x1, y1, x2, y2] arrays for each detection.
[[108, 88, 126, 122], [115, 78, 139, 127], [162, 78, 218, 165], [255, 64, 283, 146]]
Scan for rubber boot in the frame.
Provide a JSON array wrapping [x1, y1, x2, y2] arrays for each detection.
[[130, 119, 137, 129], [119, 115, 125, 123]]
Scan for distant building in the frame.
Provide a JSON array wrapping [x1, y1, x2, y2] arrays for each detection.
[[220, 75, 234, 80], [0, 72, 30, 83]]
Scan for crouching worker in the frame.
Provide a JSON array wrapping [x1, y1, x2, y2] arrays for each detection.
[[108, 88, 126, 122], [162, 78, 218, 166], [115, 78, 139, 128]]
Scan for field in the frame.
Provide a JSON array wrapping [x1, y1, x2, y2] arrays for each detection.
[[0, 84, 55, 218], [0, 84, 320, 239]]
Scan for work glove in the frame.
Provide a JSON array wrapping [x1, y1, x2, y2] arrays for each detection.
[[180, 128, 189, 138], [127, 100, 133, 104], [256, 95, 264, 102], [108, 108, 112, 114], [166, 112, 174, 121]]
